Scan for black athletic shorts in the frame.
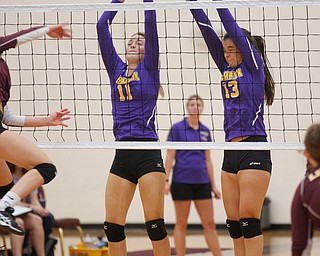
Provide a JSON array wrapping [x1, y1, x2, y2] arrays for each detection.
[[0, 112, 7, 134], [171, 182, 212, 201], [222, 136, 272, 174], [110, 149, 165, 184]]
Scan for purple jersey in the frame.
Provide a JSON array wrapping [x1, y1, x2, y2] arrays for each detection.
[[168, 119, 211, 184], [291, 164, 320, 256], [97, 0, 160, 141], [191, 8, 267, 141], [0, 26, 45, 106]]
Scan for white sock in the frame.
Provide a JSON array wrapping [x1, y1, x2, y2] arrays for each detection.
[[0, 192, 21, 210]]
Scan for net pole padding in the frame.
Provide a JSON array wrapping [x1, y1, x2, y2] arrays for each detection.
[[1, 0, 320, 13], [36, 142, 304, 150]]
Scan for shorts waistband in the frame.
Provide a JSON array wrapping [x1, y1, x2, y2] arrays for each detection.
[[242, 136, 267, 143]]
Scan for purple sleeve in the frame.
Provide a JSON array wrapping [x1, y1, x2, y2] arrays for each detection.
[[0, 26, 44, 52], [217, 8, 263, 70], [97, 0, 122, 75], [167, 128, 176, 142], [143, 0, 159, 70], [190, 8, 226, 73]]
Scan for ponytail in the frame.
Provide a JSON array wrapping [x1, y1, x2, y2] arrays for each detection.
[[253, 35, 275, 106], [224, 29, 275, 106]]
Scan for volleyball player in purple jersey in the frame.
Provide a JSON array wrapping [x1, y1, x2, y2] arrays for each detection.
[[165, 95, 222, 256], [190, 3, 275, 256], [291, 123, 320, 256], [0, 24, 71, 235], [97, 0, 170, 255]]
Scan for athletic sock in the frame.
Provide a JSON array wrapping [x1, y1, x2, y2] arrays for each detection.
[[0, 192, 21, 211]]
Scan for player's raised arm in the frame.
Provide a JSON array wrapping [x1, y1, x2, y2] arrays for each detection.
[[0, 24, 71, 52], [97, 0, 123, 76]]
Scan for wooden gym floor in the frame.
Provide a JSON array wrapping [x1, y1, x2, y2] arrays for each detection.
[[56, 228, 320, 256], [2, 228, 320, 255]]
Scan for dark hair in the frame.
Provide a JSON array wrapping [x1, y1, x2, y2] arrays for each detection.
[[186, 94, 204, 107], [223, 29, 275, 106], [304, 123, 320, 164]]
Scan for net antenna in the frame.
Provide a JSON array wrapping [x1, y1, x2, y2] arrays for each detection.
[[1, 0, 320, 150]]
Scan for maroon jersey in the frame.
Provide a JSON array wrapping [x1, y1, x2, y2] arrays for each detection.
[[0, 59, 10, 106], [291, 163, 320, 256], [0, 26, 46, 106]]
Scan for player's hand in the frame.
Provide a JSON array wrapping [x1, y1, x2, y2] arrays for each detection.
[[30, 204, 49, 217], [48, 108, 71, 127], [47, 24, 71, 39], [164, 181, 170, 195], [212, 186, 221, 199]]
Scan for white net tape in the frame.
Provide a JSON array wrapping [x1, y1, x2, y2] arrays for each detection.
[[36, 141, 304, 150], [1, 0, 320, 13]]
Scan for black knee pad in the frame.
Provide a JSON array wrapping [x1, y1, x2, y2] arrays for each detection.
[[34, 163, 57, 184], [226, 219, 243, 239], [145, 218, 167, 241], [104, 221, 126, 242], [240, 218, 262, 238], [0, 181, 14, 198]]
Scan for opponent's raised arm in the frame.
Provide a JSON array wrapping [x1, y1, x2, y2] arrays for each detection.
[[0, 24, 71, 52]]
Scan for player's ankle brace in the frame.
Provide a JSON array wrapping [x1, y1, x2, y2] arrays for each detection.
[[240, 218, 262, 238], [226, 219, 243, 239], [145, 218, 167, 241], [103, 221, 125, 242]]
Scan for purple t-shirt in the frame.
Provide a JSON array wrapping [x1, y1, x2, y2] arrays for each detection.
[[167, 119, 211, 184], [191, 8, 267, 141], [97, 0, 159, 141]]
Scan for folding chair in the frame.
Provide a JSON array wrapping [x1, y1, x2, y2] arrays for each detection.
[[53, 218, 84, 256]]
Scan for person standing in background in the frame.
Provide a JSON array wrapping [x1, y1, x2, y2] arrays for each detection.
[[165, 94, 222, 256]]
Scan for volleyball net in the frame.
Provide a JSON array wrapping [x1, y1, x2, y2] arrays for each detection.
[[1, 0, 320, 150]]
